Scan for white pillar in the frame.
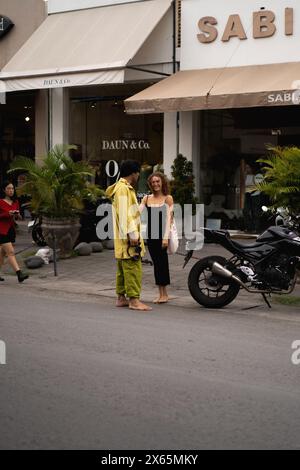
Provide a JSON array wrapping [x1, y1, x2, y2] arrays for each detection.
[[163, 112, 178, 178], [49, 87, 69, 148]]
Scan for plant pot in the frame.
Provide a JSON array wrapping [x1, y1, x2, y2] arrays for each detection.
[[41, 217, 81, 259]]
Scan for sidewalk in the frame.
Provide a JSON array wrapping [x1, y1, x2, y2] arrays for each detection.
[[3, 221, 300, 311]]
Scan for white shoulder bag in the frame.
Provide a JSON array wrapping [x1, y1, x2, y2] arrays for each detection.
[[168, 221, 179, 254]]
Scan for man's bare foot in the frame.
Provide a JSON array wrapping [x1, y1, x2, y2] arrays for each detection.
[[129, 299, 152, 311], [116, 295, 129, 307]]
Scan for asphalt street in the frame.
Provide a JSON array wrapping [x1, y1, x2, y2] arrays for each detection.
[[1, 286, 300, 450]]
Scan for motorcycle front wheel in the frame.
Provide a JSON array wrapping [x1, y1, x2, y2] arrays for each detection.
[[188, 256, 240, 308], [32, 224, 47, 247]]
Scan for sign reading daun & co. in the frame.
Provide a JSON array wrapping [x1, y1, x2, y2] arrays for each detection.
[[102, 140, 150, 151]]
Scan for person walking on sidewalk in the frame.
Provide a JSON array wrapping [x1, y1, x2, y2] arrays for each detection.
[[140, 172, 173, 303], [0, 181, 28, 283], [105, 161, 152, 311]]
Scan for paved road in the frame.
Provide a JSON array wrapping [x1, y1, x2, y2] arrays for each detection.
[[1, 287, 300, 450]]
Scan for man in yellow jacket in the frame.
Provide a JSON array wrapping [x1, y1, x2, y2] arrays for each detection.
[[106, 160, 152, 311]]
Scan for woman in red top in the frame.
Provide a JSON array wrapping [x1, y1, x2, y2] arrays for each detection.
[[0, 181, 28, 283]]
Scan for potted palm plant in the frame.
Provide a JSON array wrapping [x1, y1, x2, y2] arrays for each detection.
[[9, 144, 103, 258], [257, 146, 300, 218]]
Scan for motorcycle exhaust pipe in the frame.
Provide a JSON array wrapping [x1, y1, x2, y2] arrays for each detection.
[[211, 262, 236, 280], [211, 262, 255, 291], [211, 262, 297, 295]]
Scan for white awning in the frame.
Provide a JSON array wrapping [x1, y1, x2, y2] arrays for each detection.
[[0, 0, 172, 91]]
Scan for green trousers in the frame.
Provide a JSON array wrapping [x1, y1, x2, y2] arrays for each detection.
[[116, 258, 142, 299]]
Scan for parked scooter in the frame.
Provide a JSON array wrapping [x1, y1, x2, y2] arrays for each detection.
[[21, 202, 47, 247], [28, 216, 47, 247], [261, 205, 295, 228], [184, 218, 300, 308]]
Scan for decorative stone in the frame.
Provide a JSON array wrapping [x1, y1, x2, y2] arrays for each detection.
[[25, 256, 45, 269], [90, 242, 104, 253], [103, 239, 114, 250], [74, 242, 92, 256]]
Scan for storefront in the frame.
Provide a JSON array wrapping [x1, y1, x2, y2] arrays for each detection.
[[0, 0, 177, 192], [68, 83, 164, 194], [125, 0, 300, 230]]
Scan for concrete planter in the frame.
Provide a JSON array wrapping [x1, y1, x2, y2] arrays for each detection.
[[42, 217, 81, 259]]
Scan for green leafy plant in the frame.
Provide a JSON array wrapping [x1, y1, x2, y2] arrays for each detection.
[[9, 144, 103, 218], [257, 146, 300, 216], [170, 154, 198, 209]]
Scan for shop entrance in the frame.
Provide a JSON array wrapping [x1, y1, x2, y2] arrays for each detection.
[[69, 83, 164, 198], [0, 91, 35, 185], [200, 105, 300, 231]]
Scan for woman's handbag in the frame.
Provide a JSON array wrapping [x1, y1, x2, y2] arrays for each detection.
[[168, 221, 179, 255]]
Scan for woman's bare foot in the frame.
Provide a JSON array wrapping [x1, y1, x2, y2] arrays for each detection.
[[157, 296, 169, 304], [129, 299, 152, 311], [116, 295, 129, 307]]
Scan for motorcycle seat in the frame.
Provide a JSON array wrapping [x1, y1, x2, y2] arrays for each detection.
[[230, 239, 264, 250]]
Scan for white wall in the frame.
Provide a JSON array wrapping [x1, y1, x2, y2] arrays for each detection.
[[181, 0, 300, 70], [48, 0, 148, 14]]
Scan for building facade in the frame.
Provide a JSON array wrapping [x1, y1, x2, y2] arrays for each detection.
[[0, 0, 46, 182], [126, 0, 300, 229], [0, 0, 179, 194], [3, 0, 299, 230]]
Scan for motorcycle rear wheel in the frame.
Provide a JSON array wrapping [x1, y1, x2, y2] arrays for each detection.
[[188, 256, 240, 308]]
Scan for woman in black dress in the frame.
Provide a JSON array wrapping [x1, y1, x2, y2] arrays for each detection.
[[140, 172, 173, 303], [0, 181, 28, 283]]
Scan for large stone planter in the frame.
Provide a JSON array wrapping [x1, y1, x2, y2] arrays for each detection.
[[41, 217, 81, 259]]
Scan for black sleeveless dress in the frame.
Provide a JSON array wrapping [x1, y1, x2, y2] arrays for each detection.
[[146, 197, 170, 286]]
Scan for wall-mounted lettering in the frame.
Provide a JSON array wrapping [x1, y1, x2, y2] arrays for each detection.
[[197, 8, 293, 43], [102, 140, 150, 151], [197, 17, 218, 43], [253, 11, 276, 39], [221, 14, 247, 42]]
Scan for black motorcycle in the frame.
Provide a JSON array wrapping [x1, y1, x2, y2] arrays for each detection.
[[184, 223, 300, 309]]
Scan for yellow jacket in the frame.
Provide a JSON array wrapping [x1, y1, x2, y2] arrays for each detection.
[[105, 178, 145, 259]]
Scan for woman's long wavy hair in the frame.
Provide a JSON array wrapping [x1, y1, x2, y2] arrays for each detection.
[[147, 172, 170, 196]]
